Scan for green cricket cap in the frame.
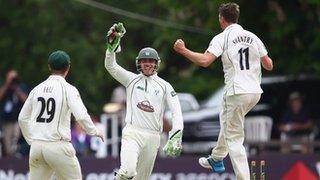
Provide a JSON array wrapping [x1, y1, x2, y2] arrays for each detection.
[[48, 50, 71, 70]]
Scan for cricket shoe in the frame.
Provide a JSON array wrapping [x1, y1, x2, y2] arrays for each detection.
[[198, 156, 225, 173]]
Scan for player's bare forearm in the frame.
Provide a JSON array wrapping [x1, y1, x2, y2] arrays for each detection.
[[182, 50, 216, 67], [0, 83, 10, 100], [261, 55, 273, 71], [174, 39, 216, 67]]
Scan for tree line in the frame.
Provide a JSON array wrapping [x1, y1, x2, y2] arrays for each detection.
[[1, 0, 319, 114]]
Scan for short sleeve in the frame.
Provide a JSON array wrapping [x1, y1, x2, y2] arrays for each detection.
[[255, 36, 268, 57], [206, 33, 224, 58]]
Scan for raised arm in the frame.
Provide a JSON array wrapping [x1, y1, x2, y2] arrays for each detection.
[[104, 51, 137, 86], [104, 22, 137, 86], [0, 70, 17, 100], [173, 39, 217, 67]]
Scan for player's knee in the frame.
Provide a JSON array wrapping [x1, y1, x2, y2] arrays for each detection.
[[226, 140, 246, 156], [225, 130, 245, 140]]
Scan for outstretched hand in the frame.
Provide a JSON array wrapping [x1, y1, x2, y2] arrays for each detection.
[[95, 130, 105, 142]]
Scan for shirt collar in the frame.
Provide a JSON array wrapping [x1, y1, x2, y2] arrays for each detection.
[[48, 75, 65, 80], [140, 73, 157, 79], [224, 23, 243, 32]]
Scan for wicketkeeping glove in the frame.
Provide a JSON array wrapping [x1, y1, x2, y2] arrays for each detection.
[[163, 130, 183, 157], [106, 22, 126, 53]]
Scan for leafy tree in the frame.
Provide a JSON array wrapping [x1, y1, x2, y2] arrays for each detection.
[[1, 0, 319, 114]]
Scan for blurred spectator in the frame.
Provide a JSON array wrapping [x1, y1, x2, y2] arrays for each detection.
[[103, 86, 126, 119], [71, 121, 92, 157], [278, 92, 316, 154], [0, 70, 28, 157], [111, 85, 126, 120], [101, 86, 126, 157], [103, 86, 126, 126], [110, 86, 126, 105]]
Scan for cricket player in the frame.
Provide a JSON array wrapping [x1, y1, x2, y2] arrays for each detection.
[[173, 3, 273, 180], [18, 50, 104, 180], [104, 23, 184, 180]]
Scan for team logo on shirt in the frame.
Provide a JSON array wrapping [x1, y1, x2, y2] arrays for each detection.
[[137, 100, 154, 112]]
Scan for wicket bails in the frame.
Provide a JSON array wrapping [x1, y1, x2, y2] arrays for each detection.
[[250, 160, 265, 180]]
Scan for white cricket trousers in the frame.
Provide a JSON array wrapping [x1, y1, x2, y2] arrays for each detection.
[[211, 93, 261, 180], [29, 140, 82, 180], [118, 124, 161, 180]]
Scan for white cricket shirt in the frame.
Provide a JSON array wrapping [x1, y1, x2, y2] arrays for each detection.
[[207, 24, 267, 95], [105, 51, 183, 132], [18, 75, 98, 144]]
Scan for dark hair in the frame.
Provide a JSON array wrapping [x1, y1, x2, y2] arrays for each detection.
[[49, 64, 70, 74], [219, 3, 240, 23], [48, 50, 71, 71]]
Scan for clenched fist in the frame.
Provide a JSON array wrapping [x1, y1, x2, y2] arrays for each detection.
[[173, 39, 186, 54]]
